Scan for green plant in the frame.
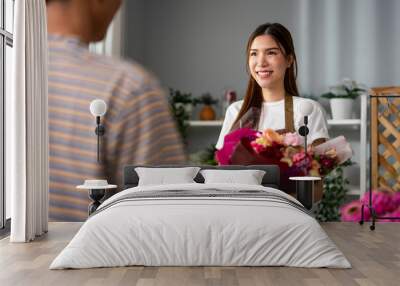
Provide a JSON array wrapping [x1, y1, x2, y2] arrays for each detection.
[[321, 79, 366, 100], [189, 144, 218, 165], [169, 88, 194, 105], [195, 93, 218, 106], [169, 88, 196, 143], [314, 160, 353, 222]]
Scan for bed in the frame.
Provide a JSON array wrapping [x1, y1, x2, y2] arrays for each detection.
[[50, 165, 351, 269]]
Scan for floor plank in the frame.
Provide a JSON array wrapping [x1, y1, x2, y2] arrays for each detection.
[[0, 222, 399, 286]]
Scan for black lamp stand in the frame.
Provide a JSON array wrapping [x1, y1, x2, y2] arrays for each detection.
[[95, 116, 105, 162], [298, 115, 309, 151], [88, 189, 106, 215]]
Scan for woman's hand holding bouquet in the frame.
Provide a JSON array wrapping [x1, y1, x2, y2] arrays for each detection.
[[216, 128, 352, 178]]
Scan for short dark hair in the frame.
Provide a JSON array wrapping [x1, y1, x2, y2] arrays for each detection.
[[46, 0, 70, 4]]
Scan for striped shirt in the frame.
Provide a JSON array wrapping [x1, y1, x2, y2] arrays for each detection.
[[48, 35, 186, 221]]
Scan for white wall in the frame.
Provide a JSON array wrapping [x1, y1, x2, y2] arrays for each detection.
[[124, 0, 400, 103]]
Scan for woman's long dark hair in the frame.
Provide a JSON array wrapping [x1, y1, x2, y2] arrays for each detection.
[[231, 23, 299, 130]]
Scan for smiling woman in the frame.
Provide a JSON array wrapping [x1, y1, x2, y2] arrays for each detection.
[[215, 23, 330, 194], [216, 23, 329, 151]]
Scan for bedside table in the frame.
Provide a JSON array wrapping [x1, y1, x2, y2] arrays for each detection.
[[289, 176, 321, 210], [77, 180, 117, 215]]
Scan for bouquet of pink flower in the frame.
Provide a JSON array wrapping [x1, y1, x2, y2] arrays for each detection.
[[215, 128, 352, 178], [341, 188, 400, 222]]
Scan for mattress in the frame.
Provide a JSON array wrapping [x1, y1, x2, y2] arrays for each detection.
[[50, 183, 351, 269]]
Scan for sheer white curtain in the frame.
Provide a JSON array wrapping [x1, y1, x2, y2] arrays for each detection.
[[294, 0, 400, 95], [8, 0, 49, 242]]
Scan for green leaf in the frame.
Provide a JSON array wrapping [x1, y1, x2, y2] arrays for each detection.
[[315, 164, 349, 222]]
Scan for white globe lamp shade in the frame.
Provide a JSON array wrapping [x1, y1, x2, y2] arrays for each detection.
[[299, 101, 313, 116], [90, 99, 107, 117]]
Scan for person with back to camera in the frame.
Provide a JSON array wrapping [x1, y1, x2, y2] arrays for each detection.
[[216, 23, 329, 193], [46, 0, 186, 221]]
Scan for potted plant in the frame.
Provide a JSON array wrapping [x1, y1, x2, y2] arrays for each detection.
[[169, 88, 197, 143], [321, 79, 366, 120], [314, 160, 353, 222], [196, 93, 218, 121], [189, 144, 218, 166]]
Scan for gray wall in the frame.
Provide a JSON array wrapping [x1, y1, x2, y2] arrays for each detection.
[[124, 0, 146, 62], [123, 0, 386, 185], [124, 0, 400, 103]]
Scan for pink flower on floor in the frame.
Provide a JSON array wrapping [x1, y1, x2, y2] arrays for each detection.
[[384, 206, 400, 222], [392, 192, 400, 208], [361, 190, 397, 215], [340, 200, 370, 222]]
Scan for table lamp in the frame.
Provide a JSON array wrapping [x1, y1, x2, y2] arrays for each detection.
[[293, 101, 317, 209], [298, 101, 314, 152], [90, 99, 107, 162]]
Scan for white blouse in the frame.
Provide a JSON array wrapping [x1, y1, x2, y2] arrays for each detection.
[[216, 97, 329, 149]]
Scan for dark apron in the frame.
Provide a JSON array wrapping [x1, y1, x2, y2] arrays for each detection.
[[230, 95, 296, 194]]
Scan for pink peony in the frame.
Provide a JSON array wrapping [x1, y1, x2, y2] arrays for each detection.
[[340, 200, 370, 222], [392, 191, 400, 207], [384, 206, 400, 222], [361, 190, 397, 215], [291, 151, 313, 175], [292, 151, 306, 163], [283, 132, 304, 146]]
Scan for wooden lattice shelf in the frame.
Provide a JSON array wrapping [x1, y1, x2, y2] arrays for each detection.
[[370, 87, 400, 191]]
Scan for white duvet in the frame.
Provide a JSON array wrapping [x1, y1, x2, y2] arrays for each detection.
[[50, 183, 351, 269]]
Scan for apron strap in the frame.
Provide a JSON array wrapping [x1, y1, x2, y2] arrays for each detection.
[[230, 106, 261, 131], [284, 94, 295, 133]]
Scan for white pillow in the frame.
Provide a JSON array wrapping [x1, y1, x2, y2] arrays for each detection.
[[200, 169, 266, 185], [135, 167, 201, 186]]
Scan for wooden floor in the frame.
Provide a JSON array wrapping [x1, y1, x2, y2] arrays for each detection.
[[0, 222, 399, 286]]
